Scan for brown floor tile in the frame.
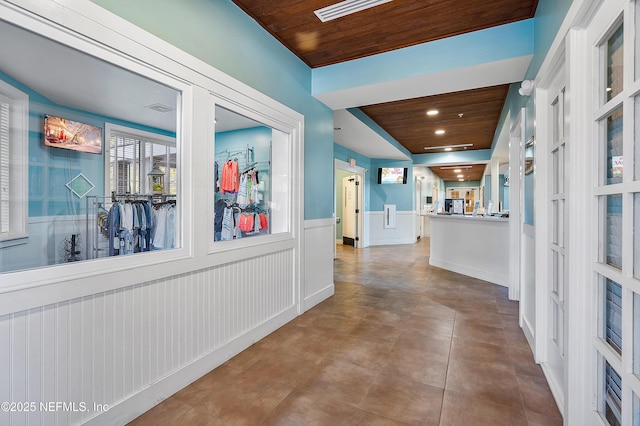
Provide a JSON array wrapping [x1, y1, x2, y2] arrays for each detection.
[[445, 359, 523, 408], [170, 408, 229, 425], [395, 330, 452, 358], [509, 346, 545, 379], [326, 336, 394, 371], [190, 372, 294, 425], [439, 390, 528, 426], [359, 374, 444, 425], [452, 319, 507, 345], [349, 319, 401, 344], [404, 313, 455, 337], [380, 346, 449, 388], [517, 374, 563, 419], [237, 346, 323, 387], [297, 358, 378, 406], [128, 396, 194, 425], [449, 337, 514, 371], [261, 389, 365, 425]]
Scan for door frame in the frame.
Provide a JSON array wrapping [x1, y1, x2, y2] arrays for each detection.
[[334, 159, 366, 255]]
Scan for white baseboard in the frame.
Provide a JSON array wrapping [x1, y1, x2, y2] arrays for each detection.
[[540, 362, 565, 418], [303, 283, 334, 312], [521, 314, 536, 353], [84, 306, 298, 425], [429, 257, 508, 287], [369, 237, 417, 246]]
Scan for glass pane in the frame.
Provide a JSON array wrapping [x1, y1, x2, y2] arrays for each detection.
[[606, 108, 623, 185], [214, 105, 287, 242], [636, 194, 640, 279], [635, 97, 640, 180], [635, 393, 640, 426], [553, 301, 564, 355], [606, 194, 623, 269], [552, 200, 559, 245], [552, 250, 559, 294], [604, 361, 622, 426], [552, 148, 559, 194], [634, 292, 640, 376], [607, 24, 624, 102], [606, 279, 622, 354], [0, 20, 181, 273]]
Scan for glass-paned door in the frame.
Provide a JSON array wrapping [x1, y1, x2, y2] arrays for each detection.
[[547, 67, 567, 390], [591, 3, 640, 423]]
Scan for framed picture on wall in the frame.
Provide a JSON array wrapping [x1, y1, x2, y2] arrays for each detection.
[[44, 114, 103, 155]]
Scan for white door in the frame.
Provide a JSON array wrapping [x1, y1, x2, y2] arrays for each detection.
[[416, 178, 422, 237], [342, 175, 359, 247]]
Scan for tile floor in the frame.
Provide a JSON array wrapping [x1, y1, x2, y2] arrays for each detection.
[[129, 239, 563, 425]]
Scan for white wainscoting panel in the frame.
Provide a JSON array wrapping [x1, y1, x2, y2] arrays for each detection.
[[521, 224, 535, 350], [0, 249, 296, 426], [303, 218, 335, 311], [367, 211, 416, 246]]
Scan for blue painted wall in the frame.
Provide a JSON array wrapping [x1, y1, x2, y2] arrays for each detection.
[[91, 0, 335, 221], [369, 160, 413, 211]]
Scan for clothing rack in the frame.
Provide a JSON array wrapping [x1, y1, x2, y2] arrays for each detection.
[[86, 193, 177, 259]]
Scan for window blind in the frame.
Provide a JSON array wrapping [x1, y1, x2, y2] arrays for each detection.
[[606, 279, 622, 354], [605, 362, 622, 426], [109, 132, 176, 195], [0, 101, 9, 234]]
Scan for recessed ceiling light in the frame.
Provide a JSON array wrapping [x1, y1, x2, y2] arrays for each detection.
[[458, 178, 464, 182], [457, 174, 464, 178], [435, 129, 445, 135], [426, 109, 439, 116], [454, 169, 462, 173], [440, 165, 472, 170], [444, 147, 452, 151]]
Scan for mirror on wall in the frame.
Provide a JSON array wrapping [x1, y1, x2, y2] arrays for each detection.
[[0, 19, 181, 274]]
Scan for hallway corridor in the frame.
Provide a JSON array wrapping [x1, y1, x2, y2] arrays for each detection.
[[130, 240, 562, 425]]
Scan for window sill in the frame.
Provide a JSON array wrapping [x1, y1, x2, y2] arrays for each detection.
[[0, 235, 29, 249]]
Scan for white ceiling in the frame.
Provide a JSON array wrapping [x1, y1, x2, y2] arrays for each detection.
[[333, 109, 409, 160], [0, 20, 179, 132]]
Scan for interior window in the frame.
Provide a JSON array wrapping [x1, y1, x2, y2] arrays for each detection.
[[0, 19, 181, 273], [212, 105, 290, 244]]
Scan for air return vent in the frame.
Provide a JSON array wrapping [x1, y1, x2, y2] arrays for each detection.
[[314, 0, 392, 22]]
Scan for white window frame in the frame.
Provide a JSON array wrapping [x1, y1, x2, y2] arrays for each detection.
[[104, 123, 177, 196], [208, 94, 299, 255], [0, 80, 28, 247]]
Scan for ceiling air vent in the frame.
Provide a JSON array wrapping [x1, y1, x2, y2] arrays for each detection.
[[314, 0, 392, 23], [145, 103, 174, 113]]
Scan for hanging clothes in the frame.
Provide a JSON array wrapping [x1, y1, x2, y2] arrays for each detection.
[[237, 174, 249, 208], [220, 160, 239, 194], [214, 160, 220, 193]]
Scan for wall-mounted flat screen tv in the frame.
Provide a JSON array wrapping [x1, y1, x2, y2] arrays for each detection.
[[377, 167, 408, 184], [44, 114, 103, 155]]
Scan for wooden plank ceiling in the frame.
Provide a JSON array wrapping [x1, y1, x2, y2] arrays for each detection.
[[360, 85, 510, 156], [232, 0, 538, 68], [428, 164, 486, 183], [231, 0, 537, 182]]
